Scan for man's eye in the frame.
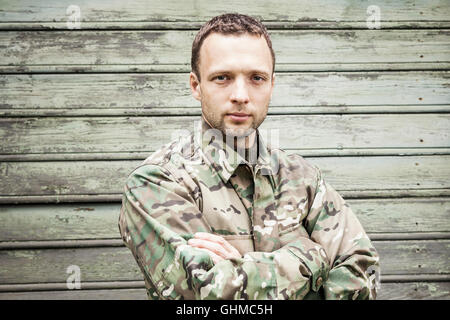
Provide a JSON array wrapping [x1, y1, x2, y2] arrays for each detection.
[[215, 75, 227, 81], [253, 75, 265, 81]]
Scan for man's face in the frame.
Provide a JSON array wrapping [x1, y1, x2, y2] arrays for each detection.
[[190, 32, 275, 137]]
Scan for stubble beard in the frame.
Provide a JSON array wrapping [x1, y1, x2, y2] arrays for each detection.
[[202, 105, 267, 139]]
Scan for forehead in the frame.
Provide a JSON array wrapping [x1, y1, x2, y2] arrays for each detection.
[[199, 32, 273, 74]]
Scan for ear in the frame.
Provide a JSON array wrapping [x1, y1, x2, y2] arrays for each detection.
[[190, 72, 202, 101]]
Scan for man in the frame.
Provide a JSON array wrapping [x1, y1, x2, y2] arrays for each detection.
[[118, 13, 379, 300]]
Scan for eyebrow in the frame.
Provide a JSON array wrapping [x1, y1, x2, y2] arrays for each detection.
[[208, 69, 271, 78]]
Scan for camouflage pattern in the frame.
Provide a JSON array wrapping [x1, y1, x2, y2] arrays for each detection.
[[118, 119, 380, 300]]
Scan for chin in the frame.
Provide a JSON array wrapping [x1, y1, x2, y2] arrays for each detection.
[[223, 127, 255, 138]]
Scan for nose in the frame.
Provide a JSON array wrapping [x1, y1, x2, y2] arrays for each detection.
[[230, 77, 249, 105]]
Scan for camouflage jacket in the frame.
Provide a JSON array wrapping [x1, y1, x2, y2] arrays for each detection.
[[118, 119, 380, 300]]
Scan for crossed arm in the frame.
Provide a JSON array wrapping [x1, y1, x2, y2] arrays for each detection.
[[119, 164, 379, 300], [188, 232, 241, 264]]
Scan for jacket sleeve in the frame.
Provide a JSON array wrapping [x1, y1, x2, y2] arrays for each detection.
[[119, 164, 329, 300], [304, 167, 380, 300]]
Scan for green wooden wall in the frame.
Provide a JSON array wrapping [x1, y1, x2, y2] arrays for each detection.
[[0, 0, 449, 299]]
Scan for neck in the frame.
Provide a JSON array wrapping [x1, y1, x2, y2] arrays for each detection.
[[233, 130, 257, 150], [228, 131, 258, 165]]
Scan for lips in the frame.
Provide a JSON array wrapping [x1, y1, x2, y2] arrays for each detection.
[[227, 113, 250, 122]]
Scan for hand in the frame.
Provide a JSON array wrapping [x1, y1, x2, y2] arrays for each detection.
[[188, 232, 241, 264]]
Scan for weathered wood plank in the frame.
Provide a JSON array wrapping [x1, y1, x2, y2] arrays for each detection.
[[3, 106, 450, 118], [0, 156, 449, 197], [0, 281, 145, 292], [0, 240, 447, 284], [1, 30, 448, 72], [0, 198, 449, 241], [352, 198, 450, 234], [1, 72, 447, 115], [0, 246, 143, 284], [2, 148, 450, 162], [0, 239, 124, 250], [383, 282, 450, 300], [2, 234, 449, 250], [0, 288, 148, 300], [0, 159, 135, 197], [4, 63, 450, 74], [0, 282, 448, 299], [1, 114, 449, 155], [0, 203, 121, 241], [376, 240, 450, 275], [0, 0, 448, 29], [309, 156, 450, 193], [5, 190, 450, 204], [378, 282, 450, 300]]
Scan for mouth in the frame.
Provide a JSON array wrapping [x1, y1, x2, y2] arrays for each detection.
[[226, 113, 251, 122]]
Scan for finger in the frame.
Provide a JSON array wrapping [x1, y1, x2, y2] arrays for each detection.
[[193, 232, 236, 253], [221, 240, 241, 258], [188, 238, 230, 259], [194, 233, 241, 258], [198, 233, 241, 259], [190, 237, 240, 260], [194, 232, 224, 242]]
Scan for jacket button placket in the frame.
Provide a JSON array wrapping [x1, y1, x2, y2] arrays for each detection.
[[252, 173, 280, 252]]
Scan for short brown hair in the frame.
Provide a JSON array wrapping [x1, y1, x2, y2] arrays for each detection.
[[191, 13, 275, 81]]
